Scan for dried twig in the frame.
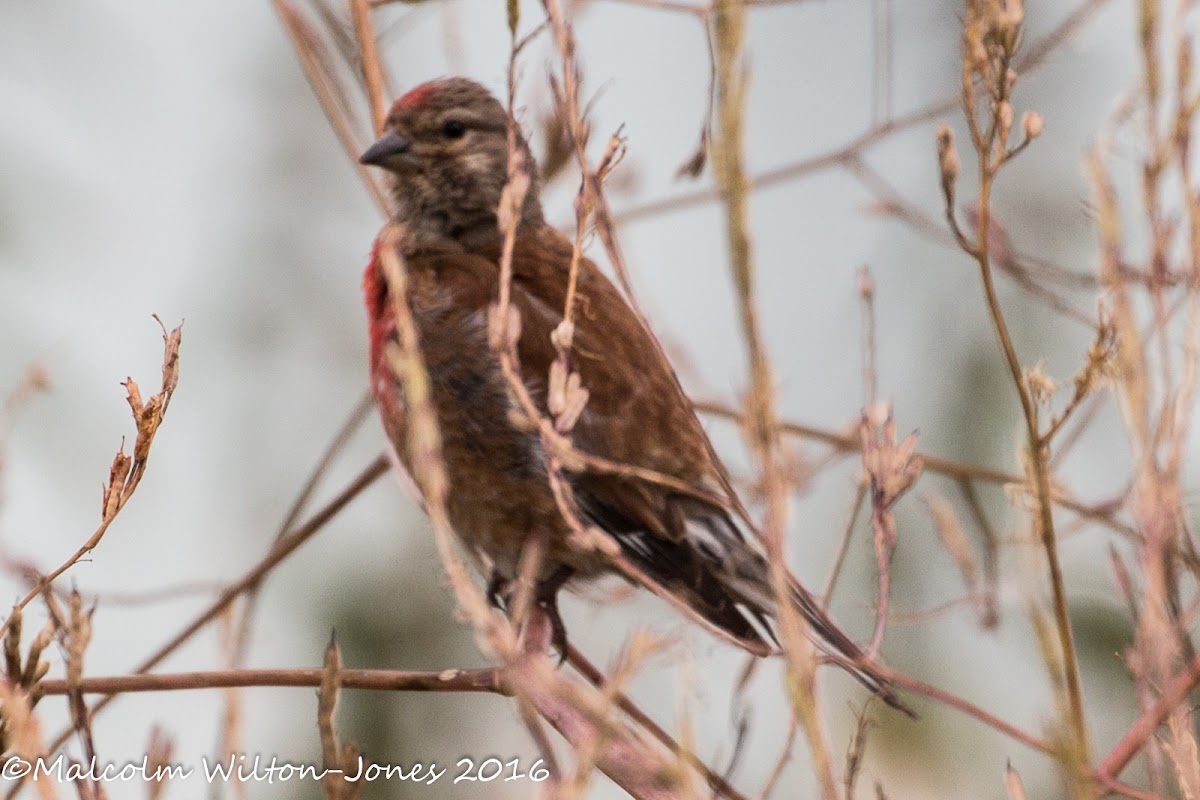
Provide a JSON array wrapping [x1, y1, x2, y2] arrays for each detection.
[[1, 319, 181, 642]]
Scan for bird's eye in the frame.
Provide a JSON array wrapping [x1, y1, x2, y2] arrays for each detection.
[[441, 120, 466, 139]]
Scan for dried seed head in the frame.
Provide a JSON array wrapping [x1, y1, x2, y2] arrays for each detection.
[[936, 125, 960, 195], [555, 372, 590, 433], [1026, 363, 1057, 405], [1022, 111, 1044, 140], [1005, 0, 1025, 28], [550, 319, 575, 352], [497, 167, 531, 236]]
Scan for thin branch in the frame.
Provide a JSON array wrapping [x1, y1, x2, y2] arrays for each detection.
[[955, 0, 1090, 769], [35, 667, 508, 696], [348, 0, 388, 135], [878, 667, 1052, 755], [1097, 534, 1200, 776], [821, 480, 868, 607]]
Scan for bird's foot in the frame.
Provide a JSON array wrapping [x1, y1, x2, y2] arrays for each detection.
[[535, 566, 573, 664]]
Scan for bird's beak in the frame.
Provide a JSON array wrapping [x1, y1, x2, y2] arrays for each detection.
[[359, 130, 410, 166]]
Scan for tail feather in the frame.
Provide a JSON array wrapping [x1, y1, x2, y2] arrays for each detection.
[[720, 542, 911, 714], [786, 580, 911, 715], [606, 497, 912, 715]]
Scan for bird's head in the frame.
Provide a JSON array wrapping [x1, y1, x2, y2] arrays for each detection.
[[360, 78, 544, 243]]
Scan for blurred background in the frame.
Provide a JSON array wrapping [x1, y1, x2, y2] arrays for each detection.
[[0, 0, 1175, 797]]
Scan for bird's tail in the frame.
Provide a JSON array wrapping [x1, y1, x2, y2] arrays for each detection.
[[635, 499, 913, 715], [784, 578, 912, 715], [716, 545, 911, 715]]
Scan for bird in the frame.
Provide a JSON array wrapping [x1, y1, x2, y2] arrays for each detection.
[[358, 77, 903, 710]]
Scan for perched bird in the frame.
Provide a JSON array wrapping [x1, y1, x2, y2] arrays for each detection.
[[359, 77, 901, 708]]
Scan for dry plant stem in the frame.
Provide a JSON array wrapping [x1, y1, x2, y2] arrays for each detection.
[[527, 615, 697, 799], [317, 636, 347, 800], [508, 536, 564, 786], [535, 0, 591, 355], [539, 0, 747, 547], [951, 6, 1089, 766], [699, 399, 1136, 573], [1092, 779, 1159, 800], [63, 592, 104, 800], [887, 594, 978, 625], [36, 667, 508, 696], [958, 478, 1001, 628], [376, 229, 503, 648], [1099, 648, 1200, 781], [858, 273, 897, 660], [821, 481, 868, 606], [860, 267, 879, 407], [222, 389, 377, 766], [215, 610, 246, 800], [843, 703, 874, 800], [618, 100, 951, 226], [877, 666, 1052, 756], [348, 0, 388, 135], [520, 0, 742, 644], [127, 454, 387, 674], [488, 10, 740, 793], [866, 498, 892, 659], [1088, 4, 1200, 792], [0, 681, 56, 800], [231, 391, 375, 662], [540, 0, 643, 316], [557, 631, 654, 798], [710, 0, 834, 796], [977, 112, 1093, 765], [379, 233, 537, 764]]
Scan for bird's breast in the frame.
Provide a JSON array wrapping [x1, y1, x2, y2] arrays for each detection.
[[363, 249, 566, 577]]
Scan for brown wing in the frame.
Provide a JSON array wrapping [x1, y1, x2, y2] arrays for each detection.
[[502, 232, 783, 651], [504, 230, 731, 529]]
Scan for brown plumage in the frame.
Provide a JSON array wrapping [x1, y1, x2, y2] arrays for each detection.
[[360, 77, 903, 709]]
